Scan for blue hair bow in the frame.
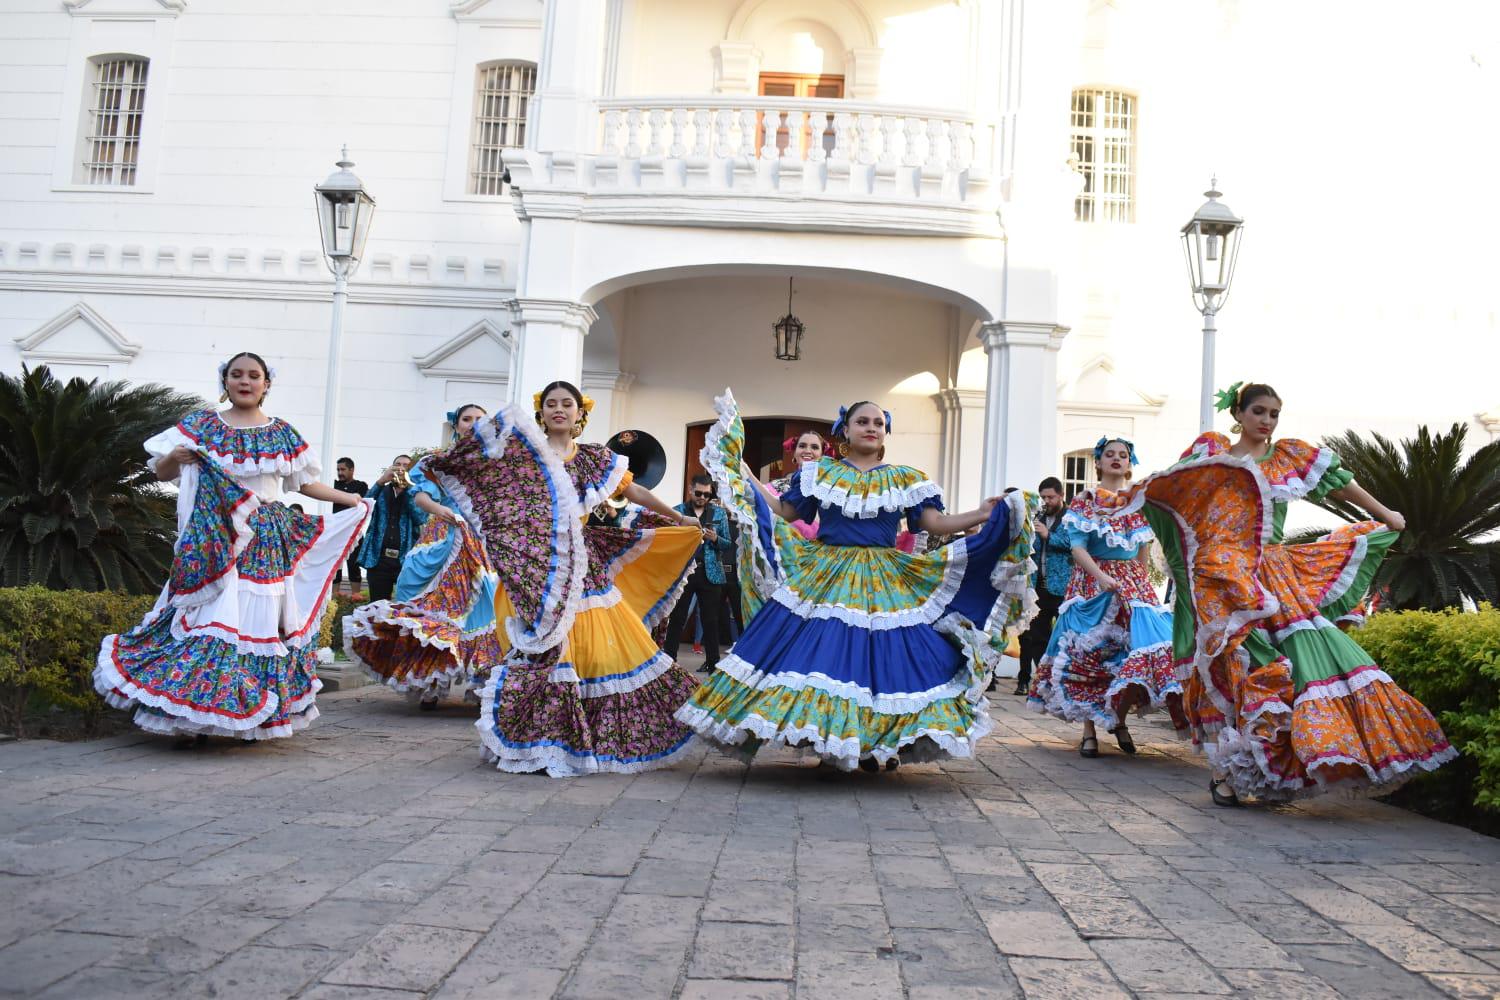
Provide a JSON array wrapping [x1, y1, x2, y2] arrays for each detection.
[[1093, 436, 1139, 466], [445, 409, 460, 427]]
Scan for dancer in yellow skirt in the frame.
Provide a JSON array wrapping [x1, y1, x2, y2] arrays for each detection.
[[419, 381, 705, 776]]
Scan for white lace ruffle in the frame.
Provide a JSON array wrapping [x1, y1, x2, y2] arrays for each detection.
[[986, 490, 1039, 637], [579, 450, 631, 513], [701, 390, 784, 598], [1315, 527, 1384, 608], [1291, 664, 1394, 706], [146, 422, 322, 484], [675, 700, 993, 771], [576, 652, 677, 698], [1061, 508, 1155, 551], [131, 701, 320, 741], [797, 459, 944, 520]]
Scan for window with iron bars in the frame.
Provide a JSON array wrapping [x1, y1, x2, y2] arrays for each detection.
[[1070, 88, 1135, 223], [81, 56, 148, 186], [1062, 449, 1096, 503], [469, 62, 536, 196]]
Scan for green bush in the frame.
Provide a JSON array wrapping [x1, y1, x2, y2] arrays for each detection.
[[0, 585, 156, 735], [1358, 605, 1500, 822], [325, 592, 358, 654]]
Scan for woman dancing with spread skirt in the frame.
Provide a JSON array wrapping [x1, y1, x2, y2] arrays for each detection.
[[344, 404, 503, 708], [1030, 437, 1184, 757], [678, 391, 1038, 772], [419, 381, 704, 776], [1088, 382, 1455, 804], [95, 352, 372, 741]]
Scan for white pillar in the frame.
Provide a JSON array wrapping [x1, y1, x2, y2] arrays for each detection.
[[931, 387, 987, 511], [979, 321, 1069, 496], [531, 0, 608, 154], [506, 298, 596, 403]]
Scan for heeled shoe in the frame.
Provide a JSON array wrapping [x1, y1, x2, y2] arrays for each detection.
[[1078, 736, 1100, 758], [859, 757, 880, 773], [1109, 725, 1137, 755], [1210, 777, 1241, 807]]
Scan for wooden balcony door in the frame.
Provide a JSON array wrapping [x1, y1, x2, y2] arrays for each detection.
[[757, 73, 843, 159]]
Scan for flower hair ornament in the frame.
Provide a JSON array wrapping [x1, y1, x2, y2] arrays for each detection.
[[532, 389, 596, 436], [783, 434, 832, 456], [1214, 381, 1246, 413], [1092, 436, 1140, 466], [830, 405, 893, 440]]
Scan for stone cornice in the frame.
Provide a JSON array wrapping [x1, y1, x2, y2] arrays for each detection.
[[979, 321, 1070, 352]]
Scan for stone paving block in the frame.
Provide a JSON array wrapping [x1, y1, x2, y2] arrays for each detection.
[[1286, 943, 1451, 999], [797, 902, 892, 953], [555, 828, 652, 876], [101, 908, 280, 975], [872, 853, 957, 889], [390, 831, 499, 864], [644, 830, 726, 863], [625, 855, 713, 897], [400, 880, 526, 932], [794, 948, 904, 1000], [1343, 921, 1498, 973], [446, 848, 555, 889], [259, 898, 410, 952], [1285, 885, 1406, 926], [941, 844, 1026, 877], [492, 822, 587, 855], [1127, 878, 1237, 923], [1053, 893, 1174, 940], [982, 910, 1093, 959], [32, 965, 172, 1000], [447, 873, 622, 977], [323, 923, 482, 992], [1228, 968, 1343, 999], [304, 983, 427, 999], [330, 861, 459, 904], [679, 979, 792, 1000], [1227, 902, 1354, 945], [1090, 938, 1232, 994], [1027, 861, 1122, 898], [1421, 972, 1500, 999], [882, 886, 986, 931], [703, 877, 795, 925], [892, 925, 1021, 992], [0, 929, 125, 995], [1007, 957, 1130, 1000], [178, 944, 334, 998], [56, 882, 219, 937], [1164, 917, 1301, 970], [1396, 902, 1500, 950], [795, 871, 883, 906], [691, 920, 795, 980]]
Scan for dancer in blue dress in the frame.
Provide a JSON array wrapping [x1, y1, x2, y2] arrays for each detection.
[[96, 351, 372, 740], [677, 391, 1037, 771]]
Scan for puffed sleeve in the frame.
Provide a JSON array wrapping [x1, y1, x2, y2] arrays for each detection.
[[778, 471, 822, 524]]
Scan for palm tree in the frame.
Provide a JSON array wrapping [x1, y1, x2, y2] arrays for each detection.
[[1311, 423, 1500, 610], [0, 365, 202, 593]]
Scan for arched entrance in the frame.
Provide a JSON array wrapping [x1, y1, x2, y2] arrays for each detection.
[[682, 414, 831, 494]]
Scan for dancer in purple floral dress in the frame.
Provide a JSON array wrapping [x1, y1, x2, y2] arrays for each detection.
[[96, 351, 372, 741], [421, 380, 705, 776]]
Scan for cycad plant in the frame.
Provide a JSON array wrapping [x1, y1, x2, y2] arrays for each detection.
[[1311, 423, 1500, 611], [0, 365, 201, 593]]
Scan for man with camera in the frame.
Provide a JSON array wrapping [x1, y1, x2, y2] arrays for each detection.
[[357, 454, 419, 603], [664, 474, 732, 673]]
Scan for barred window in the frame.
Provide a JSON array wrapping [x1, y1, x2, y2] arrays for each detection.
[[1070, 88, 1135, 223], [1062, 449, 1096, 502], [81, 56, 148, 186], [469, 62, 536, 196]]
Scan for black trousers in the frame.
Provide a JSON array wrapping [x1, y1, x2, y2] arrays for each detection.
[[335, 554, 363, 586], [665, 569, 721, 669], [1017, 589, 1064, 690], [366, 555, 402, 603], [720, 574, 744, 642]]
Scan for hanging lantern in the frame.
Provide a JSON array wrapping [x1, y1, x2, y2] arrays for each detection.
[[772, 277, 803, 361]]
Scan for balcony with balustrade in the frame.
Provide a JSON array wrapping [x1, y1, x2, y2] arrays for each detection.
[[502, 93, 1006, 238]]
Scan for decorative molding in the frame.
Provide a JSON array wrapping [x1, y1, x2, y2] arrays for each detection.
[[979, 321, 1070, 352], [1058, 352, 1166, 409], [727, 0, 878, 48], [506, 297, 599, 333], [1478, 410, 1500, 441], [63, 0, 186, 16], [413, 318, 513, 382], [449, 0, 542, 21], [15, 301, 141, 364]]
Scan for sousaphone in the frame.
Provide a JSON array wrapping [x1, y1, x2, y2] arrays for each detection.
[[599, 429, 667, 517]]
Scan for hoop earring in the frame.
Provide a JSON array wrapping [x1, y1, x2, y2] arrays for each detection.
[[837, 442, 850, 457], [1230, 422, 1243, 434], [570, 420, 586, 439], [877, 446, 886, 462], [219, 391, 229, 403]]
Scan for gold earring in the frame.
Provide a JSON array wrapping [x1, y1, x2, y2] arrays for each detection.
[[837, 442, 850, 457], [1230, 421, 1243, 434]]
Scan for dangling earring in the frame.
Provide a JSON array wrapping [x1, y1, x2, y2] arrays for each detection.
[[219, 391, 229, 403], [570, 419, 586, 439], [877, 446, 886, 462], [837, 442, 850, 457], [1230, 422, 1243, 434]]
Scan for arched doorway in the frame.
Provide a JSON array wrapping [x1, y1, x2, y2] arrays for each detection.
[[682, 414, 832, 494]]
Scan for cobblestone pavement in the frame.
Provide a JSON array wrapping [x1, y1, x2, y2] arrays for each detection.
[[2, 679, 1498, 1000]]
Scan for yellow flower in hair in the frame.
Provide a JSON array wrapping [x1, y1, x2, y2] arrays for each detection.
[[580, 394, 596, 415], [531, 390, 544, 412]]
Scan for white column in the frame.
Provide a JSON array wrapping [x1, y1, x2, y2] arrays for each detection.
[[931, 387, 987, 511], [530, 0, 608, 153], [979, 321, 1069, 495], [506, 298, 597, 403]]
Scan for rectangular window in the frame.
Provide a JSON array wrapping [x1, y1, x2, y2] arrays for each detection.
[[1063, 450, 1095, 502], [82, 56, 148, 186], [1071, 88, 1135, 223], [469, 62, 537, 196]]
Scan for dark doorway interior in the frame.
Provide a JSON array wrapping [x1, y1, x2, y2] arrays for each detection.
[[683, 415, 832, 494]]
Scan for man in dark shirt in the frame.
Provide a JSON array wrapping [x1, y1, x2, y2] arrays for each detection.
[[357, 454, 419, 603], [664, 474, 731, 673], [333, 457, 368, 595]]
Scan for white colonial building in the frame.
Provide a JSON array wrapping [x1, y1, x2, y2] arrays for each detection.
[[2, 0, 1495, 508]]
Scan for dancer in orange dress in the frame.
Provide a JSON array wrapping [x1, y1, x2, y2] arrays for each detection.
[[1092, 382, 1454, 804]]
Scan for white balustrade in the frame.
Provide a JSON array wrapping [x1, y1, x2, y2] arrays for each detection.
[[595, 96, 988, 201]]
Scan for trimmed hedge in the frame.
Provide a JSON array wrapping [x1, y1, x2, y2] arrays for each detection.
[[0, 586, 156, 735], [1358, 605, 1500, 822]]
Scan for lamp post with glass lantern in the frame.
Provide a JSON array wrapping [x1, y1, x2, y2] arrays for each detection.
[[1180, 179, 1244, 433], [313, 147, 376, 484]]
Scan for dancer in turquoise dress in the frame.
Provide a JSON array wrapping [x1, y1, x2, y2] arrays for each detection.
[[676, 391, 1038, 771]]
